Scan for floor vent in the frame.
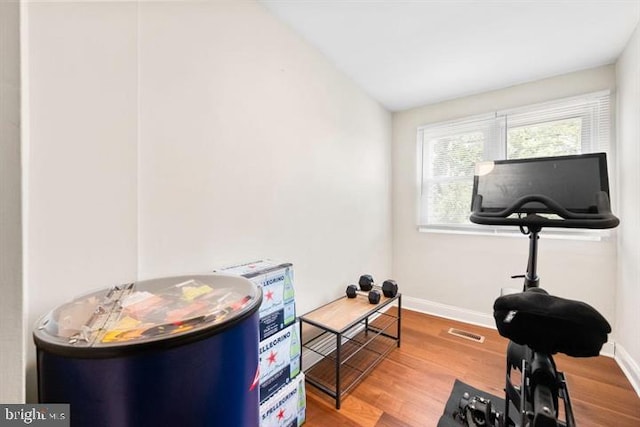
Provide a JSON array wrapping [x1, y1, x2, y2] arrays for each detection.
[[447, 328, 485, 343]]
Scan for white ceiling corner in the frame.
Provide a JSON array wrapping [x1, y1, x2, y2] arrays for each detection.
[[260, 0, 640, 111]]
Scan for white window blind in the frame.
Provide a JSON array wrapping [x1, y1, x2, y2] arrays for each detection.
[[419, 114, 505, 226], [418, 91, 611, 233]]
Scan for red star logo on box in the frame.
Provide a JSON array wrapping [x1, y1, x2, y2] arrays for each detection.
[[265, 290, 274, 301], [268, 350, 277, 365], [277, 409, 285, 420]]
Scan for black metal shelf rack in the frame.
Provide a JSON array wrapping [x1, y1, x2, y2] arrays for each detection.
[[299, 293, 401, 409]]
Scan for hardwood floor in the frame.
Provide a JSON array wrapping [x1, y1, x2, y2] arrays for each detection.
[[302, 309, 640, 427]]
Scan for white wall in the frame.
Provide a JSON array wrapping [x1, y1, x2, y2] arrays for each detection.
[[0, 0, 23, 403], [615, 23, 640, 395], [23, 0, 391, 401], [24, 2, 139, 400], [392, 66, 618, 329], [137, 1, 392, 316]]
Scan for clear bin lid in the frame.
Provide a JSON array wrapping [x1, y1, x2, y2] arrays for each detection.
[[34, 274, 260, 349]]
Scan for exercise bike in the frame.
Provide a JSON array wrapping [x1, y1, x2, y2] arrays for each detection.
[[459, 153, 619, 427]]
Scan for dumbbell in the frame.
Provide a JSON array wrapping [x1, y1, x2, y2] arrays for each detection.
[[345, 284, 381, 304], [358, 274, 399, 298]]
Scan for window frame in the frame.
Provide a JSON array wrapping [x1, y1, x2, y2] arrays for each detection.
[[417, 91, 612, 239]]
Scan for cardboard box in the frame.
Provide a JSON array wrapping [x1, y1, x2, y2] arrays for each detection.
[[260, 373, 306, 427], [217, 260, 296, 341], [259, 321, 301, 403]]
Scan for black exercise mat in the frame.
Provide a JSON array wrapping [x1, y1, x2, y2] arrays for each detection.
[[437, 379, 505, 427]]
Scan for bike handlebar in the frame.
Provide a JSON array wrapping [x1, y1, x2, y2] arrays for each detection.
[[470, 192, 620, 229]]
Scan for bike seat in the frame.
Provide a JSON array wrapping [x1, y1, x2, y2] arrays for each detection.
[[493, 288, 611, 357]]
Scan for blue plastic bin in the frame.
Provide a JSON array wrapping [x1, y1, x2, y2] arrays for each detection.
[[33, 274, 262, 427]]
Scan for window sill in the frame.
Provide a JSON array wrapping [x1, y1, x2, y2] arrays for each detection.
[[417, 225, 612, 242]]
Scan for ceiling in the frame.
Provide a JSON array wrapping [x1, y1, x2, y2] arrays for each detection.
[[260, 1, 640, 112]]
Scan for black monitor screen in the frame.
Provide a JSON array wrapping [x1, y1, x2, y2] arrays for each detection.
[[472, 153, 610, 214]]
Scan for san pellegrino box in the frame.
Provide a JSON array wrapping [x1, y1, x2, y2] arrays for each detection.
[[216, 260, 296, 341], [259, 321, 301, 403], [259, 373, 306, 427]]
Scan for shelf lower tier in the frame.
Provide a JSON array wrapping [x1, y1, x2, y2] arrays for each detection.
[[304, 327, 398, 398]]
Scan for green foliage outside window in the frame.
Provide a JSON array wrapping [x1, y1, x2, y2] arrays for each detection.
[[508, 118, 582, 159]]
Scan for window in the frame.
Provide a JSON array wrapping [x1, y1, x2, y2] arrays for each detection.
[[418, 91, 611, 232]]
